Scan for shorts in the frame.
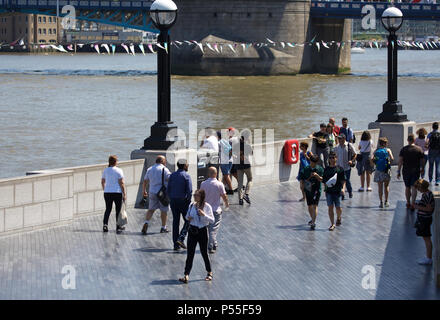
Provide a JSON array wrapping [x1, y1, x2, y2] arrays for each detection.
[[374, 170, 391, 183], [148, 193, 169, 212], [305, 190, 321, 206], [230, 164, 237, 174], [403, 171, 420, 188], [415, 215, 432, 237], [220, 162, 233, 175], [326, 192, 341, 208]]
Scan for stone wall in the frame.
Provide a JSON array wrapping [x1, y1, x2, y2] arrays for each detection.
[[0, 159, 144, 236], [171, 0, 351, 75]]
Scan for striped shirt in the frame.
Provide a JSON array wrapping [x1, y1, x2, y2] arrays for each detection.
[[417, 191, 435, 217]]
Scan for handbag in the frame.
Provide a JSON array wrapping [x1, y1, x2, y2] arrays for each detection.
[[117, 200, 128, 226], [156, 168, 170, 206]]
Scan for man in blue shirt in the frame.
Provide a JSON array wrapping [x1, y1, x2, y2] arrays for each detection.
[[427, 122, 440, 186], [167, 159, 193, 250]]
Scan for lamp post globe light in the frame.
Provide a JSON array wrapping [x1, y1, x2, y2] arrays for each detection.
[[143, 0, 180, 150], [376, 7, 408, 122]]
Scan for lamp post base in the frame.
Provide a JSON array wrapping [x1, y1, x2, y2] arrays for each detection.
[[376, 101, 408, 123], [143, 122, 184, 151]]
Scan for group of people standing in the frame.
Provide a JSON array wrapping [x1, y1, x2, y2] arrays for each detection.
[[300, 119, 437, 265]]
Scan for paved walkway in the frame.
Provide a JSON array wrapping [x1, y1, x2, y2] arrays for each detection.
[[0, 171, 439, 299]]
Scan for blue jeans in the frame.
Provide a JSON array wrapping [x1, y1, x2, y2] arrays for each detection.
[[170, 198, 190, 247], [344, 169, 352, 194], [428, 149, 440, 183]]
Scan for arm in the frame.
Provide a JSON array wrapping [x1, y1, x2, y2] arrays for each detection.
[[388, 148, 394, 162], [101, 178, 105, 191], [415, 201, 434, 213], [199, 206, 215, 224], [118, 178, 126, 201], [221, 193, 229, 208], [142, 179, 149, 197], [397, 156, 403, 179]]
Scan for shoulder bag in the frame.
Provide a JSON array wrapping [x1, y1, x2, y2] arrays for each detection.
[[156, 168, 170, 206]]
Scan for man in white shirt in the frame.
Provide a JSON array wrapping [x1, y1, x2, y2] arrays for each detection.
[[200, 167, 229, 254], [141, 155, 171, 235], [201, 127, 219, 152]]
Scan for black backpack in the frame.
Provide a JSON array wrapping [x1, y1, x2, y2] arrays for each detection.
[[429, 131, 440, 150]]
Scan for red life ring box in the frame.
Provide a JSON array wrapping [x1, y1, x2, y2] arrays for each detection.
[[283, 139, 299, 165]]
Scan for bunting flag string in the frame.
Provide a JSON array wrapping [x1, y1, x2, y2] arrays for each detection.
[[2, 38, 439, 55]]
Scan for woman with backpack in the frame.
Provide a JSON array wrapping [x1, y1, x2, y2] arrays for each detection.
[[372, 137, 394, 208]]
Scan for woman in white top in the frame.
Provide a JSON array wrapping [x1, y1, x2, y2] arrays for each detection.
[[101, 155, 126, 233], [357, 131, 374, 192], [415, 128, 429, 179], [179, 189, 215, 284]]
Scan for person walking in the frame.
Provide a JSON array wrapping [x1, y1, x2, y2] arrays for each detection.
[[372, 137, 394, 208], [339, 117, 355, 143], [236, 130, 253, 205], [397, 134, 425, 211], [297, 141, 313, 202], [415, 128, 429, 179], [334, 133, 357, 199], [329, 117, 340, 136], [229, 127, 240, 192], [141, 155, 171, 235], [427, 122, 440, 186], [323, 151, 345, 231], [309, 123, 329, 168], [301, 155, 324, 230], [201, 127, 219, 152], [200, 167, 230, 254], [357, 130, 374, 192], [101, 155, 126, 233], [178, 189, 215, 283], [413, 179, 435, 265], [167, 159, 192, 251], [326, 123, 337, 152], [217, 131, 234, 195]]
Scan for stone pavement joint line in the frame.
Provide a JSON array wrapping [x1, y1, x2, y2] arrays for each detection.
[[0, 176, 439, 299]]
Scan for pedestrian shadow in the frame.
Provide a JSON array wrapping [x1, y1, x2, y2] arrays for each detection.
[[347, 205, 380, 209], [274, 199, 298, 203], [134, 247, 171, 253], [72, 229, 148, 236], [276, 225, 327, 232], [150, 279, 182, 286]]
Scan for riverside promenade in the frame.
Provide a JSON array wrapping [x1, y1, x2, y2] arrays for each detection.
[[0, 170, 439, 300]]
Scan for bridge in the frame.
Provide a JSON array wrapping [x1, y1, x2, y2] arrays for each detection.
[[1, 0, 440, 34], [0, 0, 156, 32]]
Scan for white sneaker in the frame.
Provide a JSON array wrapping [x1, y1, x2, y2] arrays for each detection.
[[384, 201, 390, 207], [367, 187, 373, 192], [379, 201, 384, 208], [417, 257, 433, 265], [358, 187, 364, 192]]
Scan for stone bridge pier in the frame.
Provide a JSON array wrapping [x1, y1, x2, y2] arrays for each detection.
[[171, 0, 351, 75]]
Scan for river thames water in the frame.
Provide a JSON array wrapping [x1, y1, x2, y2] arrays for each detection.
[[0, 49, 439, 178]]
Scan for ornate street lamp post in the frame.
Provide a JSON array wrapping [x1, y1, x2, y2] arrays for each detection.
[[377, 7, 408, 122], [143, 0, 179, 150]]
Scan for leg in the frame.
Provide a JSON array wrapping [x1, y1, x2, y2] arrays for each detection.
[[435, 153, 440, 183], [360, 171, 365, 189], [384, 180, 390, 202], [307, 205, 314, 221], [428, 152, 435, 182], [208, 212, 222, 250], [378, 182, 384, 203], [411, 186, 418, 206], [244, 168, 253, 195], [224, 174, 233, 191], [103, 193, 113, 225], [237, 170, 244, 200], [199, 227, 212, 273], [170, 200, 180, 245], [145, 209, 154, 221], [345, 169, 352, 195], [300, 180, 305, 200], [328, 205, 335, 226], [114, 193, 123, 225], [184, 232, 198, 276], [160, 210, 168, 228], [336, 206, 342, 221], [366, 171, 371, 189], [423, 237, 433, 259], [405, 187, 411, 205]]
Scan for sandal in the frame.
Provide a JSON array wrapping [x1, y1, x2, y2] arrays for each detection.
[[205, 272, 213, 281], [336, 218, 342, 226], [329, 225, 336, 231], [178, 275, 189, 284]]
